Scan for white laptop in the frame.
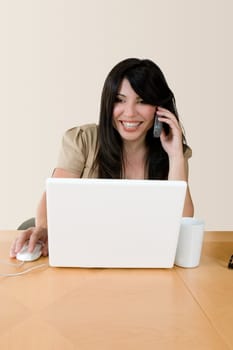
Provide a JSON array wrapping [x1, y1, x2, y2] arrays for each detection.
[[46, 178, 187, 268]]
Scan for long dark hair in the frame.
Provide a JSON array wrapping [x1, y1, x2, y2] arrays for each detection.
[[93, 58, 187, 179]]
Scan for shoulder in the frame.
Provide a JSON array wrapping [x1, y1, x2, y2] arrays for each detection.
[[57, 124, 98, 174], [79, 123, 98, 141], [62, 124, 98, 146], [78, 123, 98, 134], [64, 123, 98, 139]]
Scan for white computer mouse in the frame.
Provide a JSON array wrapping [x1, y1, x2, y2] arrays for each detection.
[[16, 241, 43, 262]]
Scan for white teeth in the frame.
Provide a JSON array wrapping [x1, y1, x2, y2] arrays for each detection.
[[122, 122, 141, 128]]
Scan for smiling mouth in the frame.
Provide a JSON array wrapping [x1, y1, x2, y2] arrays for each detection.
[[121, 121, 142, 129]]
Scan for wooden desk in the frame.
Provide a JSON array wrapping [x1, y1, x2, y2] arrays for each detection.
[[0, 231, 232, 350]]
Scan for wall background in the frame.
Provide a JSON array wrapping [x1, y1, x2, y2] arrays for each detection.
[[0, 0, 232, 230]]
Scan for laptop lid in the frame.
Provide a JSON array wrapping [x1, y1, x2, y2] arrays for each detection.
[[46, 178, 187, 268]]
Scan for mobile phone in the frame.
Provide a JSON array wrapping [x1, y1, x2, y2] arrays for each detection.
[[153, 114, 163, 138]]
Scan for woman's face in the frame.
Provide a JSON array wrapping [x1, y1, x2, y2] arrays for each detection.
[[113, 78, 155, 145]]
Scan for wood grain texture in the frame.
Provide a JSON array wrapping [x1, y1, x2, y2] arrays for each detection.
[[0, 231, 232, 349]]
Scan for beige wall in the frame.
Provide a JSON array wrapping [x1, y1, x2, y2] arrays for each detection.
[[1, 0, 232, 230]]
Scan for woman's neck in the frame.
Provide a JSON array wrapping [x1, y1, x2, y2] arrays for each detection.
[[122, 141, 148, 179], [123, 137, 147, 154]]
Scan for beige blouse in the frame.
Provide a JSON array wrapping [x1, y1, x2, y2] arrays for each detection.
[[56, 123, 192, 178]]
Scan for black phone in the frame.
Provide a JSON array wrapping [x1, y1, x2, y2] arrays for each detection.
[[153, 114, 163, 138]]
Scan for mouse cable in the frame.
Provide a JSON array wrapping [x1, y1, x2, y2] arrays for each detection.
[[0, 259, 25, 267], [0, 260, 48, 277]]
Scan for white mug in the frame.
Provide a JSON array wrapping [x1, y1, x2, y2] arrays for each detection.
[[175, 217, 205, 268]]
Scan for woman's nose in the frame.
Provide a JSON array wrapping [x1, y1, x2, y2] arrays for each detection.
[[123, 102, 136, 117]]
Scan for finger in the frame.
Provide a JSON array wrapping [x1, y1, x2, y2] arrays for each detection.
[[27, 232, 39, 252], [158, 116, 182, 136], [14, 228, 34, 253], [156, 108, 178, 123], [9, 239, 18, 258], [42, 242, 49, 257], [28, 227, 48, 253], [28, 229, 43, 252], [157, 106, 174, 114], [157, 113, 178, 125]]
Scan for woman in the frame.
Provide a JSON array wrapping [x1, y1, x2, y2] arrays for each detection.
[[10, 58, 194, 258]]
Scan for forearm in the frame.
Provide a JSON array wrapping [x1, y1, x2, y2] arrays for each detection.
[[35, 191, 48, 228], [168, 155, 187, 181], [168, 156, 194, 217], [35, 168, 80, 228]]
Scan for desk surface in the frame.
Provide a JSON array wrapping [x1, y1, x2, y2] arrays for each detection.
[[0, 231, 233, 350]]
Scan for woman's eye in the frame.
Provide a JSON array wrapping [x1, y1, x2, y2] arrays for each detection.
[[115, 97, 124, 103]]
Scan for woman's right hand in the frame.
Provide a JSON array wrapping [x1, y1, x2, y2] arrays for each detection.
[[9, 226, 48, 258]]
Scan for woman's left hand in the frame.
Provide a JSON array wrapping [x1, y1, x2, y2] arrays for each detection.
[[156, 106, 184, 159]]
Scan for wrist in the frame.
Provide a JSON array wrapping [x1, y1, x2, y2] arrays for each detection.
[[168, 155, 187, 181], [35, 218, 47, 229], [168, 153, 185, 163]]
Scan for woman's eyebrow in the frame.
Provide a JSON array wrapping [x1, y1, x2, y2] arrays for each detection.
[[117, 93, 141, 100]]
